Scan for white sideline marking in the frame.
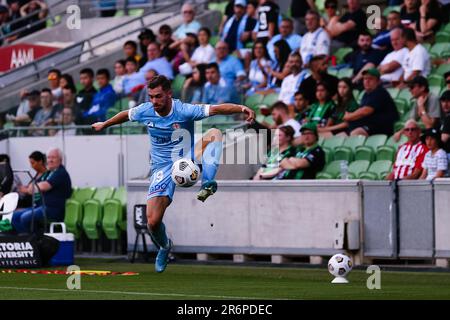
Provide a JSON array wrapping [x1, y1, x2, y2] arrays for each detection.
[[0, 286, 276, 300]]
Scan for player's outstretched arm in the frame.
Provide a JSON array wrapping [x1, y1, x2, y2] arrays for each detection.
[[92, 110, 130, 131], [209, 104, 255, 123]]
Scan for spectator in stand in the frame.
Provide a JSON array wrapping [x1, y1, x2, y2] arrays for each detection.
[[371, 16, 391, 54], [221, 0, 256, 53], [253, 125, 297, 180], [304, 82, 336, 128], [122, 57, 144, 95], [0, 154, 13, 198], [321, 0, 339, 27], [16, 151, 46, 209], [0, 5, 11, 45], [439, 91, 450, 160], [378, 28, 409, 85], [19, 0, 48, 37], [60, 74, 76, 93], [29, 88, 60, 136], [267, 39, 292, 88], [318, 77, 358, 137], [386, 119, 428, 180], [75, 68, 97, 114], [136, 69, 158, 105], [140, 42, 174, 80], [214, 40, 246, 87], [387, 10, 403, 30], [253, 0, 281, 44], [400, 0, 420, 29], [182, 64, 207, 103], [112, 59, 126, 95], [267, 18, 302, 63], [218, 0, 237, 36], [279, 122, 326, 179], [123, 40, 142, 67], [47, 69, 62, 104], [174, 32, 200, 75], [293, 90, 311, 125], [59, 85, 80, 123], [52, 108, 77, 136], [12, 148, 72, 234], [158, 24, 177, 62], [401, 27, 431, 83], [195, 62, 239, 104], [346, 32, 385, 86], [138, 28, 156, 67], [173, 3, 201, 40], [408, 76, 441, 128], [244, 39, 271, 95], [278, 52, 308, 108], [414, 0, 443, 42], [344, 68, 399, 136], [82, 69, 117, 124], [300, 10, 330, 66], [445, 72, 450, 91], [182, 27, 215, 73], [420, 128, 448, 179], [299, 54, 338, 104], [5, 0, 24, 42], [266, 101, 301, 137], [325, 0, 367, 49], [8, 90, 41, 126], [290, 0, 317, 35], [98, 0, 116, 17]]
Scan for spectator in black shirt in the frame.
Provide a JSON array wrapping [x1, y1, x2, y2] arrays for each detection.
[[19, 0, 48, 37], [253, 0, 280, 44], [158, 24, 177, 62], [75, 68, 97, 114], [298, 55, 338, 103], [326, 0, 367, 49], [344, 68, 399, 136], [10, 90, 41, 126], [414, 0, 442, 42], [221, 0, 256, 53], [439, 90, 450, 156], [290, 0, 317, 35], [400, 0, 420, 29], [138, 28, 156, 67]]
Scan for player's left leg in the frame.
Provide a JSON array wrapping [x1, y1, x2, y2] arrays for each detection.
[[194, 128, 223, 202]]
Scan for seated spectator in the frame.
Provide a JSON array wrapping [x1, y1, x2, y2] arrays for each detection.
[[47, 69, 62, 104], [112, 59, 126, 95], [266, 101, 301, 137], [293, 91, 311, 125], [140, 42, 174, 80], [221, 0, 256, 53], [219, 0, 239, 36], [136, 69, 158, 105], [50, 108, 77, 137], [158, 24, 177, 62], [321, 0, 338, 28], [291, 0, 318, 35], [16, 151, 47, 209], [300, 10, 331, 66], [299, 55, 338, 104], [173, 3, 202, 40], [344, 68, 399, 136], [214, 41, 246, 87], [378, 28, 409, 85], [52, 85, 79, 125], [400, 0, 420, 29], [173, 32, 199, 75], [325, 0, 367, 49], [318, 78, 359, 137], [373, 11, 403, 52], [182, 64, 207, 103], [185, 27, 215, 69], [414, 0, 443, 42], [346, 32, 385, 86], [123, 40, 142, 66], [194, 62, 239, 104], [267, 18, 302, 63], [138, 28, 156, 67], [446, 71, 450, 91], [386, 119, 428, 180], [401, 27, 431, 83], [267, 39, 291, 88], [60, 74, 76, 93], [8, 90, 41, 126], [30, 88, 61, 136], [408, 76, 441, 128], [122, 57, 144, 95], [278, 122, 326, 179], [439, 91, 450, 160], [420, 128, 448, 179], [253, 126, 297, 180], [75, 68, 97, 114], [0, 154, 13, 198], [243, 39, 271, 94], [253, 0, 281, 44], [278, 52, 308, 108], [305, 82, 336, 128], [12, 148, 72, 234], [387, 10, 403, 30], [82, 69, 117, 124], [19, 0, 48, 38], [4, 0, 22, 43]]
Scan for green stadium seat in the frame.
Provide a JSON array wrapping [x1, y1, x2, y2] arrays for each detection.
[[422, 42, 432, 51], [106, 107, 119, 120], [328, 68, 339, 77], [102, 186, 127, 239], [430, 43, 450, 58], [359, 160, 393, 180], [443, 23, 450, 33], [435, 31, 450, 43], [427, 74, 444, 88], [321, 135, 346, 162], [394, 98, 409, 115], [209, 35, 220, 47], [430, 86, 442, 97], [261, 93, 280, 107], [337, 160, 370, 179], [386, 87, 400, 99], [435, 63, 450, 76], [82, 187, 115, 240], [383, 5, 401, 16], [355, 134, 388, 162], [64, 187, 96, 239], [334, 47, 352, 64], [376, 146, 396, 161], [129, 9, 144, 16], [245, 93, 264, 110], [397, 89, 413, 102], [316, 160, 342, 179], [208, 1, 228, 14], [333, 135, 366, 162], [352, 89, 360, 100], [113, 97, 129, 110], [394, 121, 405, 132], [172, 74, 186, 99], [338, 67, 353, 79]]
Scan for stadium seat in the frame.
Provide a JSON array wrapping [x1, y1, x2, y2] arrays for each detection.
[[430, 43, 450, 58], [82, 187, 115, 240], [359, 160, 393, 180], [172, 74, 186, 99], [430, 86, 442, 97], [106, 107, 119, 119], [322, 136, 346, 162], [113, 97, 129, 110], [209, 35, 220, 47], [435, 31, 450, 43], [64, 187, 96, 239], [316, 160, 342, 179], [394, 121, 405, 132], [261, 93, 280, 107], [102, 186, 127, 240], [333, 135, 366, 162], [355, 134, 388, 162], [376, 145, 396, 161], [427, 74, 444, 88], [334, 47, 352, 64], [338, 67, 353, 79], [397, 89, 412, 102], [328, 68, 339, 77], [337, 160, 370, 179], [394, 98, 409, 115], [245, 93, 264, 110], [386, 87, 400, 99], [435, 63, 450, 76]]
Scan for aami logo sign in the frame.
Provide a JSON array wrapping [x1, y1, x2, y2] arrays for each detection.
[[0, 236, 41, 268], [0, 43, 58, 73], [10, 48, 34, 69]]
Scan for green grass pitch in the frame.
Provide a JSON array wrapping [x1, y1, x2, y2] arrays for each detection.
[[1, 258, 450, 299]]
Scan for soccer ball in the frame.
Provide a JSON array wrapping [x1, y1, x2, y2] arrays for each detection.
[[328, 254, 353, 278], [171, 158, 200, 188]]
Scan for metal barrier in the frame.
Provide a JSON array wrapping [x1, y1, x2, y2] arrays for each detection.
[[433, 179, 450, 258]]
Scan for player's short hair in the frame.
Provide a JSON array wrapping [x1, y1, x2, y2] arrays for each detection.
[[271, 101, 289, 113], [80, 68, 94, 78], [124, 40, 137, 49], [96, 68, 111, 80], [206, 62, 220, 72], [29, 151, 46, 163], [148, 75, 172, 91]]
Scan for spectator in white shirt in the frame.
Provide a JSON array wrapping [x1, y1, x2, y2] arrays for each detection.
[[378, 28, 409, 84], [268, 101, 302, 137], [112, 59, 126, 95], [278, 52, 308, 107], [299, 10, 330, 66], [267, 18, 302, 62], [179, 27, 215, 75], [420, 128, 448, 180], [401, 27, 431, 83]]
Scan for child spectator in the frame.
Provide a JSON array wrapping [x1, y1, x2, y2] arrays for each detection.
[[305, 82, 336, 128], [420, 128, 448, 179], [113, 59, 126, 95]]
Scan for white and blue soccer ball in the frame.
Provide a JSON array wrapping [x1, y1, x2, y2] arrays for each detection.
[[171, 158, 200, 188], [328, 254, 353, 278]]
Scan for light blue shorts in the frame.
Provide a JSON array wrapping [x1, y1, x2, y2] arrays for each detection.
[[147, 163, 176, 201]]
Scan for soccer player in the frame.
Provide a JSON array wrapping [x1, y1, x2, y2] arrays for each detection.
[[92, 75, 255, 273]]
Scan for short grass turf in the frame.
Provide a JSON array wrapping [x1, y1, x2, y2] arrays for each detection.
[[1, 258, 450, 299]]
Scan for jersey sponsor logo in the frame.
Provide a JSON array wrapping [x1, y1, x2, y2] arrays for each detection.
[[172, 123, 181, 130], [149, 182, 168, 194]]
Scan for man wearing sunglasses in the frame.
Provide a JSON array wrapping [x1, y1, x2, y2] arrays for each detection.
[[173, 3, 201, 40]]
